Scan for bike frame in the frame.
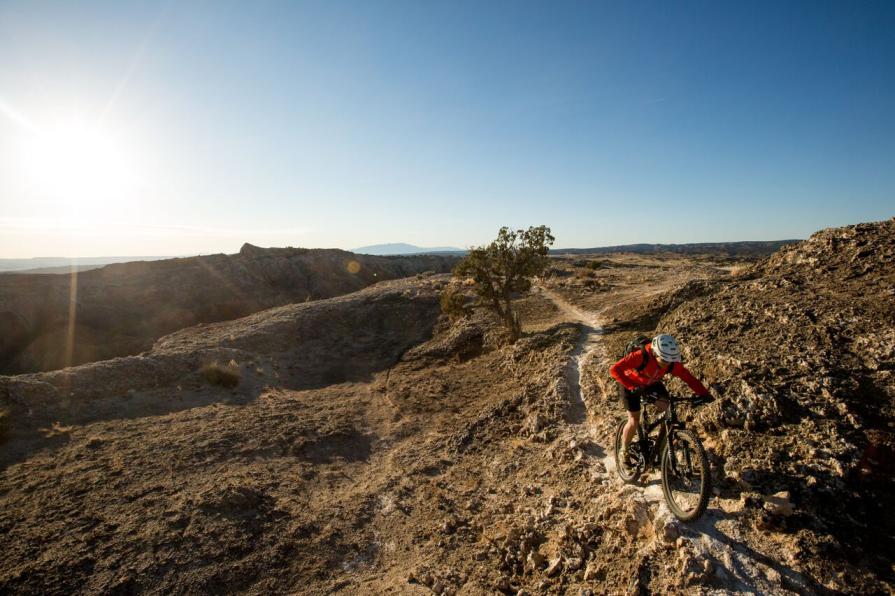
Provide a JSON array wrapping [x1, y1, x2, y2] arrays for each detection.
[[617, 393, 711, 521], [635, 397, 689, 473]]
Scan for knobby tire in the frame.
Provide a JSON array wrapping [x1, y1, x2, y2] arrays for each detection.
[[661, 429, 710, 522]]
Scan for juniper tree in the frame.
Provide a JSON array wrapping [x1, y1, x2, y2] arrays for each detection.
[[453, 225, 554, 341]]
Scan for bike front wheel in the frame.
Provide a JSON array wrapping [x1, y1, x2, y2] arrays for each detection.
[[661, 430, 711, 522]]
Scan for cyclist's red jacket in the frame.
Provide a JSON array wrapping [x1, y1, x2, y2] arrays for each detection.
[[610, 343, 709, 395]]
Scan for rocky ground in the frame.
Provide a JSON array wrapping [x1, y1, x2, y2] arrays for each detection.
[[1, 219, 893, 594], [0, 243, 457, 375]]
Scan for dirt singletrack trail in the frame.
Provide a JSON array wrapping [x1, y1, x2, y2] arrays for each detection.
[[535, 283, 822, 593], [533, 283, 613, 480], [534, 285, 604, 426], [535, 284, 643, 498]]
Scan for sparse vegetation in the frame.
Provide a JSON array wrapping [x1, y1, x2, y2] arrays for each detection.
[[728, 263, 753, 277], [439, 283, 470, 320], [199, 359, 242, 388], [454, 225, 554, 341], [42, 421, 74, 438]]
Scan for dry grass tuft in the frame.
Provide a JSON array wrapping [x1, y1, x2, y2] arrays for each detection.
[[440, 285, 471, 320], [200, 359, 242, 388], [728, 263, 753, 277]]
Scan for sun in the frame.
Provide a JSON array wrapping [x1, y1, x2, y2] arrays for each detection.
[[19, 117, 136, 206]]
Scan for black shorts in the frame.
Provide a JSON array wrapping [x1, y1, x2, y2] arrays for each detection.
[[618, 382, 669, 412]]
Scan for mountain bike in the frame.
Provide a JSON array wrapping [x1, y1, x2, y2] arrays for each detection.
[[614, 393, 714, 522]]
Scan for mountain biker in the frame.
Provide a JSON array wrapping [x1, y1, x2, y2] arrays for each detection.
[[610, 334, 711, 465]]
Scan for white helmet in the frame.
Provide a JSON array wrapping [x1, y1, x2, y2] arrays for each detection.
[[651, 334, 682, 363]]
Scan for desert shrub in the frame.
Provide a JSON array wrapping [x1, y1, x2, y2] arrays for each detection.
[[454, 225, 554, 341], [728, 263, 754, 277], [200, 359, 241, 388], [545, 265, 571, 278], [440, 285, 470, 319]]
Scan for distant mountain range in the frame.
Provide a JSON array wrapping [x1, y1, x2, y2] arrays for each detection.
[[1, 239, 802, 274], [352, 243, 466, 255], [0, 256, 176, 274], [353, 239, 800, 258], [551, 240, 801, 256]]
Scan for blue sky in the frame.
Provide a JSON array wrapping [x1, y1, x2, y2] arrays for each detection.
[[0, 0, 893, 256]]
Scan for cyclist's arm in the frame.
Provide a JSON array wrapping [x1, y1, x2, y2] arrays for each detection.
[[609, 351, 644, 391], [671, 364, 709, 396]]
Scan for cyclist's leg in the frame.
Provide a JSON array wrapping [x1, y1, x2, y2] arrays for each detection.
[[619, 385, 641, 448], [647, 382, 670, 413], [647, 383, 670, 459]]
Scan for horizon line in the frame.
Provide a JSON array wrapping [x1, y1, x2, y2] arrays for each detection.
[[0, 237, 806, 261]]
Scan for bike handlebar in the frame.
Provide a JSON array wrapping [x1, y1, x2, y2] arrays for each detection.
[[635, 391, 715, 407]]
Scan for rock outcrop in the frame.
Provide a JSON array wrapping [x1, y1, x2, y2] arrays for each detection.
[[660, 217, 895, 590], [0, 245, 457, 374], [0, 276, 449, 441]]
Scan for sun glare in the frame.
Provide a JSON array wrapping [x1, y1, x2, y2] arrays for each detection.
[[19, 117, 137, 206]]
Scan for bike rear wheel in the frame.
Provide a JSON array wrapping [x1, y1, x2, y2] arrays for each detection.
[[614, 420, 643, 482], [661, 430, 710, 522]]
